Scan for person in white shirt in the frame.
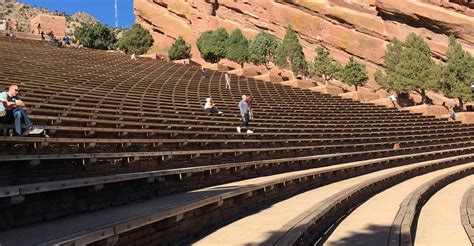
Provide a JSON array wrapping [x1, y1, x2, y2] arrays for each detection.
[[204, 98, 223, 115]]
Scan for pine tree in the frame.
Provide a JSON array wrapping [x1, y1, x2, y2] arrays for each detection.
[[168, 36, 191, 61], [341, 57, 368, 91], [248, 31, 279, 71], [382, 38, 403, 90], [196, 28, 229, 63], [226, 29, 249, 68], [275, 26, 307, 77], [441, 35, 474, 110], [309, 46, 342, 85], [391, 33, 440, 101]]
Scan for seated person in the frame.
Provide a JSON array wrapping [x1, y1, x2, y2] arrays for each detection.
[[63, 35, 70, 46], [389, 94, 398, 108], [450, 106, 457, 121], [204, 98, 223, 115], [423, 95, 433, 105], [0, 84, 43, 136]]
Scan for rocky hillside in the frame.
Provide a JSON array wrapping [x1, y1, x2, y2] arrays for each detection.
[[0, 0, 97, 35], [134, 0, 474, 85]]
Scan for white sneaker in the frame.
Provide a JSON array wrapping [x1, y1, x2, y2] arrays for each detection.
[[218, 111, 223, 114], [246, 130, 253, 134], [29, 127, 44, 135], [237, 127, 241, 133]]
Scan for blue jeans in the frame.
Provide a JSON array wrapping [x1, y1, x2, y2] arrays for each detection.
[[1, 108, 32, 135]]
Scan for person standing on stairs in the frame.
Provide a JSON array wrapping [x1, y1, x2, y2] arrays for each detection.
[[237, 95, 253, 134], [225, 73, 231, 89]]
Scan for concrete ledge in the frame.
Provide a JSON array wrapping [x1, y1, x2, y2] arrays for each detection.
[[460, 185, 474, 245], [388, 165, 474, 246], [270, 153, 474, 246]]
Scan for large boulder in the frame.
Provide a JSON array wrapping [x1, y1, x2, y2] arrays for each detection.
[[339, 89, 383, 103], [402, 104, 449, 117], [308, 85, 345, 96]]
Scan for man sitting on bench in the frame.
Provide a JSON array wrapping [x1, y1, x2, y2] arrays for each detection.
[[0, 84, 43, 136]]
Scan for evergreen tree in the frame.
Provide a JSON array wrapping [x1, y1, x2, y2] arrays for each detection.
[[309, 46, 342, 85], [168, 36, 191, 60], [75, 23, 116, 50], [382, 38, 403, 90], [226, 29, 249, 68], [341, 57, 368, 91], [441, 35, 474, 109], [391, 33, 440, 100], [196, 28, 229, 63], [248, 31, 279, 71], [117, 23, 154, 55], [275, 26, 307, 77], [374, 68, 389, 89]]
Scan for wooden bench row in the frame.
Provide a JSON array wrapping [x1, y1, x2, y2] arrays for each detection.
[[3, 147, 473, 245]]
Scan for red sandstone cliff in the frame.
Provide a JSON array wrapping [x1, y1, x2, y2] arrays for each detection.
[[134, 0, 474, 85]]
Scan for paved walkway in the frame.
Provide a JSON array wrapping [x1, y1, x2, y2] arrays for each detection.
[[324, 163, 474, 246], [415, 174, 474, 246], [193, 161, 441, 245]]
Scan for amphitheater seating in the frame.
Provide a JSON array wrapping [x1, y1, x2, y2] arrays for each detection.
[[0, 36, 474, 245]]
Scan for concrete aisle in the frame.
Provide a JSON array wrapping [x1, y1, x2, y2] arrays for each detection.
[[323, 163, 474, 246], [414, 174, 474, 246], [193, 161, 440, 245]]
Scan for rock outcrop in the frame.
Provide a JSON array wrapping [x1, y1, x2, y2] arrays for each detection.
[[134, 0, 474, 84]]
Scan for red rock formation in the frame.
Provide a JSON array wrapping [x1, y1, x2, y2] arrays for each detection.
[[134, 0, 474, 83]]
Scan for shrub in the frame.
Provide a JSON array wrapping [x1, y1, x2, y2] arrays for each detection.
[[74, 23, 117, 50], [117, 23, 154, 55], [168, 36, 192, 60], [197, 28, 229, 63]]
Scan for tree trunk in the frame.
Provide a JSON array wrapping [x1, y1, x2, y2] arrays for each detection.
[[355, 85, 358, 91], [458, 98, 464, 111], [240, 63, 244, 69], [418, 89, 426, 105]]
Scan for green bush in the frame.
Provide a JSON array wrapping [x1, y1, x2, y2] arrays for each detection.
[[197, 28, 229, 63], [168, 36, 192, 60], [226, 29, 249, 67], [74, 23, 117, 50], [117, 23, 154, 55]]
